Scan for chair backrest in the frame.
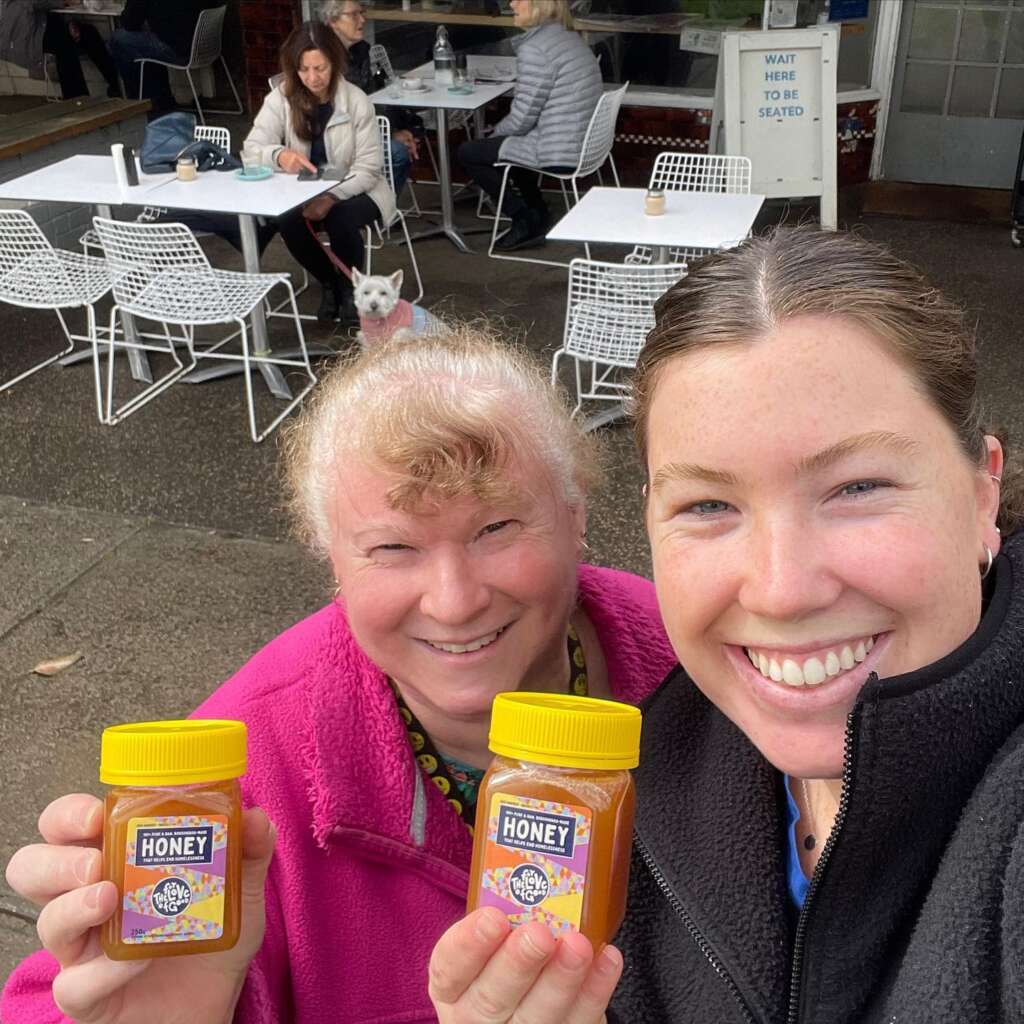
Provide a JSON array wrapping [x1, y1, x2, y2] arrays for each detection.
[[649, 152, 752, 195], [576, 83, 629, 177], [93, 217, 210, 309], [0, 209, 54, 276], [194, 124, 231, 151], [189, 5, 227, 68], [375, 115, 397, 196], [563, 257, 687, 366], [369, 44, 395, 82], [268, 72, 285, 91]]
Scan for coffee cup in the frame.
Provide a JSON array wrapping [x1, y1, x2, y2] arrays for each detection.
[[402, 76, 423, 90]]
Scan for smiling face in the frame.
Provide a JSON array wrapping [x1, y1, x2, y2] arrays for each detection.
[[327, 457, 584, 728], [298, 48, 333, 100], [644, 314, 1001, 779], [509, 0, 531, 28]]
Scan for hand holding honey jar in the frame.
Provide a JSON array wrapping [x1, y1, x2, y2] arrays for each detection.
[[2, 721, 277, 1024]]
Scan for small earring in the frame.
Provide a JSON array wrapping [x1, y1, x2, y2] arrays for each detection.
[[578, 534, 591, 552], [980, 545, 994, 579], [333, 581, 343, 599], [991, 474, 1002, 484], [641, 482, 649, 499]]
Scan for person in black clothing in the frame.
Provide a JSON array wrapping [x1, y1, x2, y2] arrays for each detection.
[[427, 226, 1024, 1024], [109, 0, 214, 110], [0, 0, 120, 99], [321, 0, 421, 197]]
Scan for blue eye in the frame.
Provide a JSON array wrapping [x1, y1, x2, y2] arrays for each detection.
[[687, 500, 731, 517], [839, 480, 885, 498], [479, 520, 512, 537]]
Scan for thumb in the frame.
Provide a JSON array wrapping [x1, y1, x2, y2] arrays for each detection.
[[240, 807, 276, 901]]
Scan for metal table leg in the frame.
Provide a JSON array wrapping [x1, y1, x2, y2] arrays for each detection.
[[407, 108, 474, 253], [183, 214, 292, 399]]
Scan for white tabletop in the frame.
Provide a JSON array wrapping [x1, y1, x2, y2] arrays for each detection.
[[0, 154, 336, 218], [411, 56, 517, 83], [368, 78, 513, 112], [547, 187, 766, 251]]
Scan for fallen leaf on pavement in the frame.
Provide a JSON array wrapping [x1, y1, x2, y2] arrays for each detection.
[[32, 652, 84, 676]]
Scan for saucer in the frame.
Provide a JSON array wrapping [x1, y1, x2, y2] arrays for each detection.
[[400, 83, 430, 94], [235, 166, 272, 181]]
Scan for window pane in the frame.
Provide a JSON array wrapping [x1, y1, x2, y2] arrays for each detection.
[[958, 7, 1008, 61], [901, 61, 950, 112], [909, 5, 958, 60], [996, 67, 1024, 115], [949, 64, 997, 115], [1007, 10, 1024, 62]]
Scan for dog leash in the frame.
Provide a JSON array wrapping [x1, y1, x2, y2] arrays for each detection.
[[304, 216, 354, 283]]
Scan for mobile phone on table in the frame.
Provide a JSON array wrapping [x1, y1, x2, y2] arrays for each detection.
[[122, 144, 139, 186], [297, 167, 322, 181]]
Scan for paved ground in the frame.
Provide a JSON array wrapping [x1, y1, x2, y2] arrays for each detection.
[[1, 178, 1021, 989]]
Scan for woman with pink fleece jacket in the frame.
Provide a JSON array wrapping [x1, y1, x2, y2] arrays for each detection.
[[3, 327, 675, 1024]]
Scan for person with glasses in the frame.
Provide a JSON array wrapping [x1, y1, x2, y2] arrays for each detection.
[[322, 0, 423, 199]]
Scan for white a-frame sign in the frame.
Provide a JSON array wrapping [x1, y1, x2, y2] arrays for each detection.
[[716, 26, 839, 230]]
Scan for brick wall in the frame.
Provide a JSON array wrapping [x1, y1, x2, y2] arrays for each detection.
[[238, 0, 301, 115], [0, 114, 147, 249]]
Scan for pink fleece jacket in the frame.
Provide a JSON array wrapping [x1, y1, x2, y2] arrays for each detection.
[[2, 564, 676, 1024]]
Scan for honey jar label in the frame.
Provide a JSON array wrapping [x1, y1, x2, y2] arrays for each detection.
[[478, 793, 591, 935], [121, 815, 228, 944]]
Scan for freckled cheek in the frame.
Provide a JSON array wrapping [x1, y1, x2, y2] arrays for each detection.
[[344, 582, 422, 652], [651, 542, 735, 649]]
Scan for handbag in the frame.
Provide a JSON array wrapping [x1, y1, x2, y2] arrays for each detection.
[[140, 111, 197, 173], [175, 140, 241, 173]]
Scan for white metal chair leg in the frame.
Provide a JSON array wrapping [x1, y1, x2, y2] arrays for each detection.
[[185, 68, 206, 124], [608, 153, 621, 187], [0, 307, 77, 394], [399, 213, 424, 304], [220, 56, 244, 114]]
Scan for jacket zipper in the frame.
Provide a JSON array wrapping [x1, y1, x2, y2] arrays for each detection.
[[635, 833, 756, 1024], [785, 709, 858, 1024]]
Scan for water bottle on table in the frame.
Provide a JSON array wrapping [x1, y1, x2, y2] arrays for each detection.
[[433, 26, 455, 87]]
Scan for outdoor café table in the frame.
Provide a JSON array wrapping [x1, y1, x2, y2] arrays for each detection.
[[546, 186, 767, 263], [367, 75, 514, 253], [0, 154, 338, 400]]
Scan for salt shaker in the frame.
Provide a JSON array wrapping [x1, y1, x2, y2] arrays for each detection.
[[644, 188, 666, 216]]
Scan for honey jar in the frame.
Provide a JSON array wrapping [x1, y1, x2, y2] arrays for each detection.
[[644, 188, 666, 216], [176, 155, 197, 182], [467, 693, 640, 947], [99, 720, 246, 960]]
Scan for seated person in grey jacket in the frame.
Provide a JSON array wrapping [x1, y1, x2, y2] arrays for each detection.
[[458, 0, 601, 252]]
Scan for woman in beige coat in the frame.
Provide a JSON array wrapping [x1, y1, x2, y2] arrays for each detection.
[[244, 20, 396, 323]]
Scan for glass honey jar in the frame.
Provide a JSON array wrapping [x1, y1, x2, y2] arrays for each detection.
[[467, 693, 641, 947], [99, 720, 246, 960]]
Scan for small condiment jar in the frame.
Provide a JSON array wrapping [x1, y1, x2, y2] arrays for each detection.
[[100, 719, 246, 960], [176, 155, 197, 182], [467, 693, 640, 947], [644, 187, 666, 216]]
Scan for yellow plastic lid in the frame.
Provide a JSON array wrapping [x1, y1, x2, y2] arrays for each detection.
[[100, 720, 247, 786], [488, 693, 641, 771]]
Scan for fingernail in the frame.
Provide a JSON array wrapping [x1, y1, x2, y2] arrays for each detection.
[[79, 803, 100, 833], [474, 909, 504, 942], [84, 882, 104, 910], [519, 928, 553, 961], [73, 851, 94, 886], [596, 945, 622, 976]]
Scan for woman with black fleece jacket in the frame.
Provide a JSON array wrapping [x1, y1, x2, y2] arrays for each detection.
[[428, 226, 1024, 1024]]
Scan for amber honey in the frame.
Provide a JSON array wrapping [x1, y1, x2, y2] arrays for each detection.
[[99, 720, 246, 960], [467, 694, 640, 947]]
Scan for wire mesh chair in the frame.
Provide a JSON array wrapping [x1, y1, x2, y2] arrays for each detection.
[[80, 124, 234, 255], [0, 210, 111, 417], [552, 258, 687, 415], [489, 83, 628, 270], [625, 153, 753, 267], [368, 43, 432, 217], [136, 5, 242, 125], [364, 116, 424, 303], [92, 216, 315, 442]]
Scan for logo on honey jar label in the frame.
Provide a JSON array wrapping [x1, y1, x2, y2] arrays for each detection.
[[122, 815, 228, 945], [478, 794, 591, 936], [150, 876, 193, 917]]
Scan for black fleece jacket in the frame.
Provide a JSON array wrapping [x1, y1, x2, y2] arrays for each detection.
[[609, 531, 1024, 1024]]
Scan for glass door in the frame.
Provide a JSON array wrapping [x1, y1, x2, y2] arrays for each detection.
[[883, 0, 1024, 187]]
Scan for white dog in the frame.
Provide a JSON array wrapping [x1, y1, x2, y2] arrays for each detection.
[[352, 268, 442, 347]]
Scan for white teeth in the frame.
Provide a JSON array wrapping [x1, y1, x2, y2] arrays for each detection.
[[781, 659, 803, 686], [803, 657, 826, 686], [744, 635, 878, 687], [427, 629, 501, 654]]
